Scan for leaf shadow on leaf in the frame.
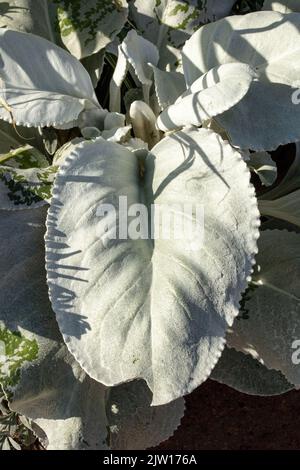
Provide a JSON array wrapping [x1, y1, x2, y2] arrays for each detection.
[[46, 198, 91, 339], [182, 14, 300, 84], [150, 131, 230, 198], [0, 2, 26, 19]]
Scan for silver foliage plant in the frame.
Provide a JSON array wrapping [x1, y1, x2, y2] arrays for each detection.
[[0, 0, 299, 450]]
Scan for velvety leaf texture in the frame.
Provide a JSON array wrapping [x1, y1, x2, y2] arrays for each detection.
[[45, 129, 259, 405]]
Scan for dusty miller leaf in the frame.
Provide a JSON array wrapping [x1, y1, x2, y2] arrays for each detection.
[[0, 165, 57, 210], [0, 28, 100, 128], [248, 151, 277, 187], [53, 0, 129, 59], [157, 63, 256, 131], [211, 346, 293, 395], [130, 0, 235, 71], [263, 0, 300, 12], [0, 0, 56, 41], [259, 190, 300, 227], [182, 11, 300, 150], [45, 128, 259, 405], [106, 380, 184, 450], [227, 230, 300, 387]]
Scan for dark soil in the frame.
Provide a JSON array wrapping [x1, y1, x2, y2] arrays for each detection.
[[156, 380, 300, 450]]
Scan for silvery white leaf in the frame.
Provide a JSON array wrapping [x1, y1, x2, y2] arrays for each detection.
[[211, 347, 293, 395], [124, 30, 159, 81], [227, 229, 300, 387], [182, 11, 300, 150], [53, 0, 129, 59], [157, 63, 256, 131], [123, 138, 149, 152], [101, 126, 132, 144], [45, 128, 259, 406], [106, 380, 184, 450], [263, 0, 300, 12], [53, 138, 85, 165], [129, 101, 160, 149], [109, 45, 128, 113], [248, 151, 277, 187], [104, 113, 125, 131], [151, 66, 186, 111], [216, 81, 300, 151], [259, 190, 300, 227], [0, 0, 55, 41], [117, 30, 159, 105], [130, 1, 235, 71], [0, 28, 100, 128]]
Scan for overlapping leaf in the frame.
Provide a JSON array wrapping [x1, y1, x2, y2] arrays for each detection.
[[0, 28, 100, 128], [182, 11, 300, 150], [130, 0, 235, 70], [157, 63, 256, 131], [211, 347, 293, 395]]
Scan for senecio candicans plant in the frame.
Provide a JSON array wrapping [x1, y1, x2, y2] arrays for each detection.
[[0, 0, 300, 450]]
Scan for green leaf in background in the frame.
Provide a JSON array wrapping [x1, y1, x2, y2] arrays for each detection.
[[53, 0, 129, 59]]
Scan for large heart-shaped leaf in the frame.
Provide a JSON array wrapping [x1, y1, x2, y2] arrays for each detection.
[[211, 346, 293, 395], [0, 28, 100, 128], [0, 208, 184, 450], [45, 128, 259, 405], [53, 0, 128, 60], [182, 11, 300, 150], [227, 229, 300, 387]]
